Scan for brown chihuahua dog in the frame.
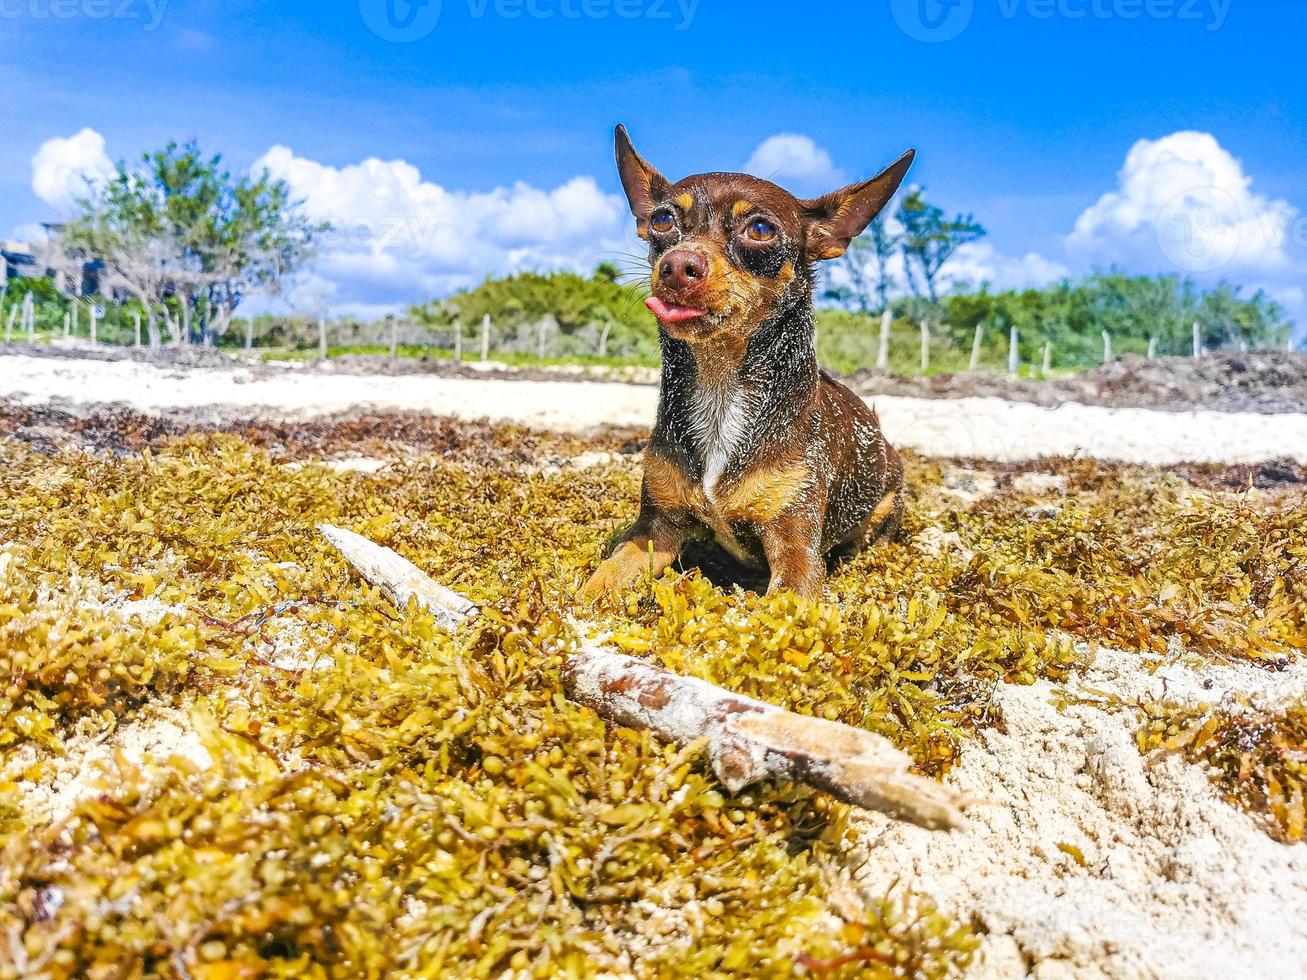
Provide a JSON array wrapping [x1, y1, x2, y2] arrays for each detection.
[[582, 125, 914, 600]]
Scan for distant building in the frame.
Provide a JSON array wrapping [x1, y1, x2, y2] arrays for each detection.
[[0, 241, 38, 287], [0, 226, 106, 297]]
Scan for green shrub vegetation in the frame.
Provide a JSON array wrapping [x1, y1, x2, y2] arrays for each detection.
[[936, 272, 1292, 365], [5, 264, 1295, 374], [412, 267, 661, 364]]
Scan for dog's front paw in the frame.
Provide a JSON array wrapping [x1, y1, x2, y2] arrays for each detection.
[[578, 548, 639, 602]]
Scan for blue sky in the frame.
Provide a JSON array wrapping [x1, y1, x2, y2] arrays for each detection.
[[2, 0, 1304, 331]]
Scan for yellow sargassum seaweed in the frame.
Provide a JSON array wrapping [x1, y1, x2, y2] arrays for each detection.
[[0, 417, 1301, 977], [1138, 696, 1307, 843]]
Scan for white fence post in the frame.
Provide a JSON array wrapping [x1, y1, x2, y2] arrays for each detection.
[[244, 317, 254, 351], [1101, 330, 1111, 364], [63, 310, 71, 339], [1147, 336, 1157, 360], [70, 300, 78, 337], [919, 320, 930, 374], [23, 292, 35, 343], [599, 321, 612, 358], [134, 311, 142, 348], [970, 322, 983, 372], [481, 314, 490, 362], [1008, 325, 1019, 377], [89, 304, 99, 345], [877, 309, 892, 371], [1042, 341, 1052, 375], [1192, 322, 1201, 359], [4, 303, 16, 343]]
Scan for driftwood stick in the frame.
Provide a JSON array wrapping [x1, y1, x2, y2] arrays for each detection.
[[320, 525, 478, 630], [319, 524, 968, 830]]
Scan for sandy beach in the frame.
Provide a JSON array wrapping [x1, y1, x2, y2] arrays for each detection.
[[2, 352, 1305, 465]]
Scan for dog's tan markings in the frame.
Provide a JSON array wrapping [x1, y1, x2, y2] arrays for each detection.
[[731, 200, 754, 218], [867, 489, 898, 525], [581, 535, 679, 600], [644, 454, 705, 513], [673, 192, 694, 212], [722, 463, 811, 524]]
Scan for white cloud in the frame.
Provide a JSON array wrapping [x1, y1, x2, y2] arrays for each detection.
[[253, 145, 633, 316], [941, 242, 1070, 293], [8, 222, 50, 247], [1065, 131, 1299, 277], [31, 129, 114, 213], [744, 134, 843, 194], [280, 271, 338, 318]]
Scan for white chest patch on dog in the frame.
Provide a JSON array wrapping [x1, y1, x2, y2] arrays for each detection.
[[686, 384, 762, 566], [688, 385, 755, 503]]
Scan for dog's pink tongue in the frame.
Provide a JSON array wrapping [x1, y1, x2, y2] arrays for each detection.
[[646, 297, 707, 323]]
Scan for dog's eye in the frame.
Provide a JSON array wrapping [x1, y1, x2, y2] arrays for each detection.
[[649, 209, 676, 234], [745, 218, 777, 242]]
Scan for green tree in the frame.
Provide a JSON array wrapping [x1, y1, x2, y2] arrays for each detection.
[[823, 214, 900, 314], [412, 266, 657, 361], [60, 141, 321, 347], [897, 189, 986, 303]]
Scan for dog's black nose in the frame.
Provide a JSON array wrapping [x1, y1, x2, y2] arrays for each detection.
[[659, 250, 707, 292]]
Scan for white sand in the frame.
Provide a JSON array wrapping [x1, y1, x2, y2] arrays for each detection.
[[853, 647, 1307, 979], [3, 353, 1306, 465]]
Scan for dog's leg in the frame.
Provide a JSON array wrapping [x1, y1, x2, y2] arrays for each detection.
[[852, 487, 904, 548], [761, 512, 825, 598], [580, 510, 685, 601]]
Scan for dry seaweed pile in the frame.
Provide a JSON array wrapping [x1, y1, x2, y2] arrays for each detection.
[[0, 411, 1303, 978], [848, 350, 1307, 415]]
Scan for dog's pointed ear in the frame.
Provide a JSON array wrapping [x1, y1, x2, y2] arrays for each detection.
[[615, 124, 670, 235], [802, 149, 915, 261]]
